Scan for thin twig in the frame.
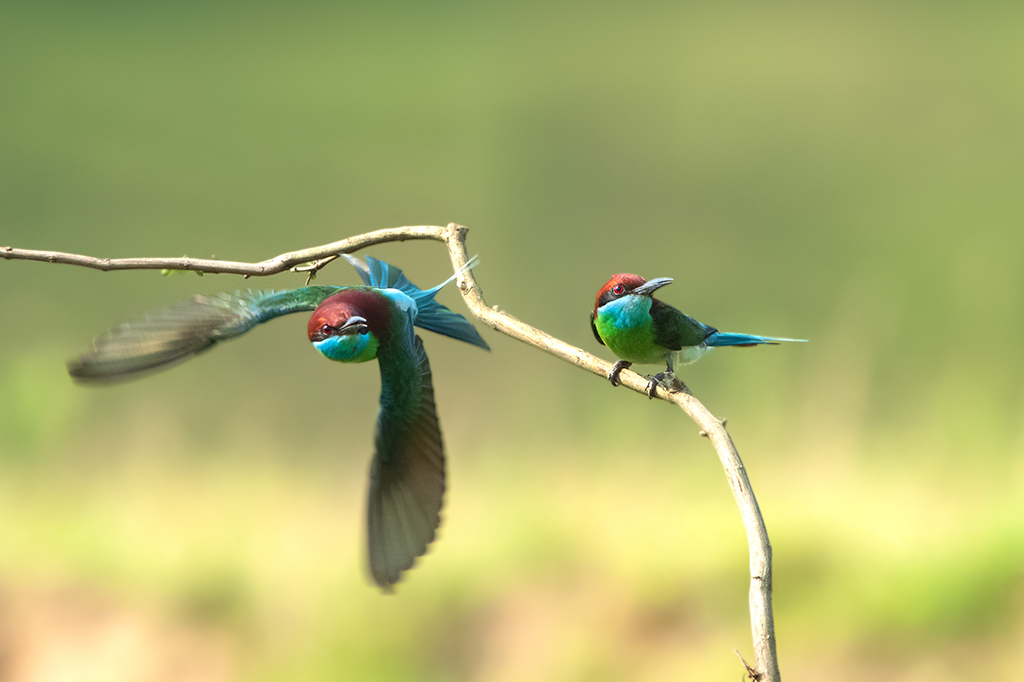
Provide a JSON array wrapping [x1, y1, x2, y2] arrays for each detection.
[[735, 649, 762, 680], [1, 223, 780, 681], [293, 254, 341, 285], [0, 226, 442, 275]]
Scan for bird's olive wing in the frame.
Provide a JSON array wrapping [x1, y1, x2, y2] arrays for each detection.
[[366, 335, 445, 589], [68, 286, 343, 384], [650, 300, 714, 350]]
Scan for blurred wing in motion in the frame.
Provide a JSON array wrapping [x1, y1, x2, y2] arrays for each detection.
[[366, 336, 445, 589], [68, 286, 344, 384]]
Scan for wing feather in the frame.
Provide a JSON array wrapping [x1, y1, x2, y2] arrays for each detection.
[[366, 336, 445, 589], [68, 287, 342, 384], [650, 300, 715, 350]]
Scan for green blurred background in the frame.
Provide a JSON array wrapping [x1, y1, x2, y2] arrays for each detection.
[[1, 3, 1023, 680]]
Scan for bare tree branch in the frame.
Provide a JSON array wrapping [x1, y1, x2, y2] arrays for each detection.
[[1, 223, 780, 681], [0, 226, 442, 276]]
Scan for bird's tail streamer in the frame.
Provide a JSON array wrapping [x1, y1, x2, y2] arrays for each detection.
[[705, 332, 808, 347]]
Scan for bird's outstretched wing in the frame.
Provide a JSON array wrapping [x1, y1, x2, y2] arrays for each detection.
[[68, 287, 344, 384], [366, 335, 445, 589]]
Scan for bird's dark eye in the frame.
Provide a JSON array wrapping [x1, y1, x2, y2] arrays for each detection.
[[358, 327, 369, 335], [612, 284, 625, 295], [320, 324, 331, 335]]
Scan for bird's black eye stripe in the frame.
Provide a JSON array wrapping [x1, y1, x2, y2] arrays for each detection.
[[598, 289, 619, 308]]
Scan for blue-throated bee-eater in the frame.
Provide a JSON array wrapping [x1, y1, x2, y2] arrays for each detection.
[[69, 255, 489, 589], [590, 273, 805, 397]]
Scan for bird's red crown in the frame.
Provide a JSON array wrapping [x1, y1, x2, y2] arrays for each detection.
[[308, 289, 392, 341], [594, 273, 647, 314]]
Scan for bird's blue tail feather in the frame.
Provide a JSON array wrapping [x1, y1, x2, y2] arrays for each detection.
[[344, 255, 490, 351], [705, 332, 808, 347]]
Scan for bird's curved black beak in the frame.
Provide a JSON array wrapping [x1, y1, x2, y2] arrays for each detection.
[[632, 277, 673, 297], [338, 316, 369, 336]]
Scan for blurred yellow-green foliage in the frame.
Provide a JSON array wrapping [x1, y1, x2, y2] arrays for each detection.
[[2, 3, 1023, 681]]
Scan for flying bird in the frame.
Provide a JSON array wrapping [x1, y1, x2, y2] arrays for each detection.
[[68, 255, 489, 589], [590, 273, 805, 397]]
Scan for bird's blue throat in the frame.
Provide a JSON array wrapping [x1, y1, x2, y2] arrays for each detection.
[[597, 295, 653, 330], [314, 331, 379, 363]]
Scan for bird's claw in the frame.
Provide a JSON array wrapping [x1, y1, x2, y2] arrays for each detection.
[[607, 360, 633, 387], [644, 372, 691, 399]]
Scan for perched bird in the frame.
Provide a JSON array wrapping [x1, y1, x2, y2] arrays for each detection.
[[590, 274, 805, 397], [68, 255, 489, 589]]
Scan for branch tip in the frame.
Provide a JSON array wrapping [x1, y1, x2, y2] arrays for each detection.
[[734, 649, 762, 681]]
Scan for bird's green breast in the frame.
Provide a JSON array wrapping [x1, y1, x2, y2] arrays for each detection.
[[594, 297, 668, 364]]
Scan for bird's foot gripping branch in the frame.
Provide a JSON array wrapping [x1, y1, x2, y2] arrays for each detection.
[[647, 371, 692, 398], [2, 223, 782, 682]]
